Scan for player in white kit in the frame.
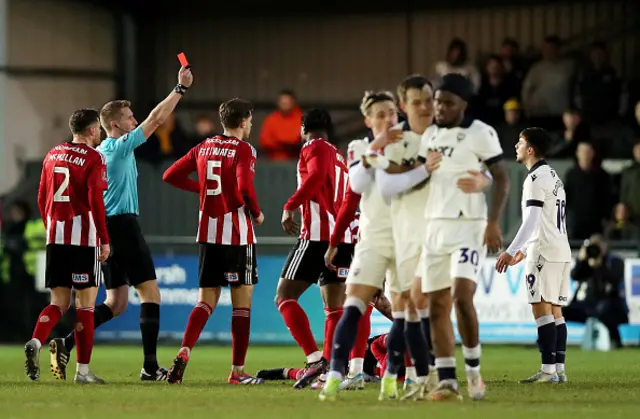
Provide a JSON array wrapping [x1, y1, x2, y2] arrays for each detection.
[[320, 91, 408, 402], [374, 75, 495, 399], [496, 127, 571, 384], [368, 74, 511, 401]]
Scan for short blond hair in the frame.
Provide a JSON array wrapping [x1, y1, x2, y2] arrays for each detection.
[[100, 100, 131, 129], [359, 90, 395, 117]]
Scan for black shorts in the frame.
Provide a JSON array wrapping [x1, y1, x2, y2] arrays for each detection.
[[45, 244, 103, 290], [103, 214, 157, 290], [280, 240, 354, 286], [198, 243, 258, 288]]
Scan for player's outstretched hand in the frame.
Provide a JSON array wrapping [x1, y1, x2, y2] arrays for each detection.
[[253, 212, 265, 226], [324, 246, 338, 271], [98, 244, 110, 263], [281, 209, 299, 236], [495, 250, 524, 273], [457, 170, 489, 193], [495, 251, 513, 273], [369, 129, 403, 151], [484, 221, 502, 254], [426, 151, 442, 173], [178, 67, 193, 87]]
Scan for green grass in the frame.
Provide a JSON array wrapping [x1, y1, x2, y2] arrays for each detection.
[[1, 345, 639, 419]]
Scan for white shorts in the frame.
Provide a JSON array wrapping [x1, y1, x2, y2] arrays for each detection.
[[524, 254, 571, 306], [421, 219, 486, 293], [347, 238, 399, 292], [394, 241, 422, 292]]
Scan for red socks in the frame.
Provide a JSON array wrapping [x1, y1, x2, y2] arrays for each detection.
[[322, 307, 343, 360], [277, 299, 318, 356], [288, 367, 304, 380], [32, 304, 63, 344], [181, 302, 213, 349], [350, 304, 374, 359], [231, 308, 251, 367], [75, 307, 95, 364]]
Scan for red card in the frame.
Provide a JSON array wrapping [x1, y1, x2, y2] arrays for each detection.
[[177, 52, 189, 67]]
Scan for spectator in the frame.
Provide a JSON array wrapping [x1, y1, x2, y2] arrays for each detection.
[[604, 203, 638, 241], [618, 142, 640, 221], [495, 99, 527, 158], [565, 142, 612, 240], [192, 114, 217, 143], [549, 108, 591, 158], [563, 235, 628, 348], [474, 55, 520, 126], [499, 37, 528, 90], [434, 38, 481, 94], [573, 41, 621, 125], [521, 35, 574, 131], [259, 90, 303, 160]]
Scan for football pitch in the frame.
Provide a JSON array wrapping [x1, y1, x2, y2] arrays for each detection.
[[1, 345, 639, 419]]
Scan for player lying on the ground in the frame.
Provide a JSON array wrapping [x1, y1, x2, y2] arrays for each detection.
[[306, 291, 395, 390], [257, 333, 406, 383]]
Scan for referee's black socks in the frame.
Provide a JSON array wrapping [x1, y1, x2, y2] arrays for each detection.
[[140, 302, 160, 373], [64, 304, 114, 351]]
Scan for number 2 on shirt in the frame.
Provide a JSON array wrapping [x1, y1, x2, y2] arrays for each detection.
[[207, 160, 222, 196], [53, 166, 71, 202]]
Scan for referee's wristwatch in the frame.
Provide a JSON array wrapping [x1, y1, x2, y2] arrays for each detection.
[[174, 84, 188, 95]]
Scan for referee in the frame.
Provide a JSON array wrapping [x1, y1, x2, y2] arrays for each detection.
[[52, 65, 194, 381]]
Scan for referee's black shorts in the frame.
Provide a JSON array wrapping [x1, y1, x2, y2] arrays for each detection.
[[103, 214, 156, 290]]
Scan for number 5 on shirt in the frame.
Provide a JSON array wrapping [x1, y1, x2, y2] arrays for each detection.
[[207, 160, 222, 196]]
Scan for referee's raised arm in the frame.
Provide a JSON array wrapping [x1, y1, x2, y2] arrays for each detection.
[[138, 66, 194, 139]]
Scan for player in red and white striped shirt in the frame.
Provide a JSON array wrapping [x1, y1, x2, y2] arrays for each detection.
[[163, 98, 264, 385], [25, 109, 110, 384], [275, 109, 355, 389]]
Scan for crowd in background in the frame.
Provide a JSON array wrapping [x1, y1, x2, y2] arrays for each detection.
[[135, 35, 640, 163]]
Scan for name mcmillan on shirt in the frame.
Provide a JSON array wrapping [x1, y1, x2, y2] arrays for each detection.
[[48, 153, 87, 166]]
